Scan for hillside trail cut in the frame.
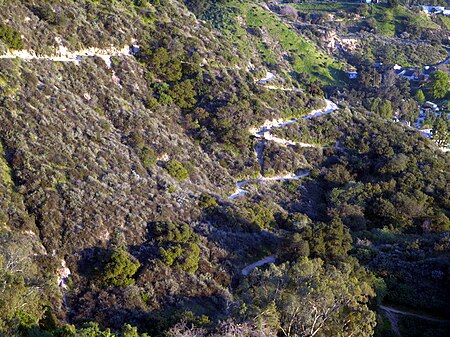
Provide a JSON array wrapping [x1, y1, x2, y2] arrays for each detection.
[[0, 43, 140, 88], [380, 305, 450, 337], [0, 43, 139, 68], [229, 99, 338, 199], [241, 255, 276, 276]]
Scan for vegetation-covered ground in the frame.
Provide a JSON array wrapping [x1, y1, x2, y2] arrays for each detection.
[[0, 0, 449, 337]]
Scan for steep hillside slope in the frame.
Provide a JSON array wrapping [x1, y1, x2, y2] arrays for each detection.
[[0, 0, 338, 334]]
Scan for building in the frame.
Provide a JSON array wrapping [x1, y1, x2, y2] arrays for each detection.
[[421, 6, 445, 14], [423, 101, 439, 111], [347, 71, 358, 79]]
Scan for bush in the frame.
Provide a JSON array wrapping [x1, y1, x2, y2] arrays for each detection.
[[0, 24, 24, 49], [31, 4, 59, 25], [152, 222, 200, 273], [164, 160, 189, 180], [102, 248, 140, 287], [198, 193, 218, 210], [169, 80, 197, 109], [139, 146, 156, 169]]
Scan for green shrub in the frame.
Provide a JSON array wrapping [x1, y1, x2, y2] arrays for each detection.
[[169, 80, 197, 109], [164, 160, 189, 180], [198, 193, 218, 210], [152, 222, 200, 273], [152, 221, 193, 243], [160, 245, 183, 266], [139, 146, 156, 169], [142, 47, 182, 82], [0, 24, 24, 49], [160, 242, 201, 273], [102, 248, 140, 287]]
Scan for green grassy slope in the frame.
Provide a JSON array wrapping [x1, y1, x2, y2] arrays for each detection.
[[200, 1, 345, 85]]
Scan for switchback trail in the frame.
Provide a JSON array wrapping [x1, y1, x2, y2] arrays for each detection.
[[229, 99, 338, 199]]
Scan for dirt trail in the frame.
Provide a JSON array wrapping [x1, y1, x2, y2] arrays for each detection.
[[380, 305, 449, 323], [0, 44, 137, 68], [381, 307, 401, 337], [380, 305, 450, 337], [228, 172, 310, 199], [229, 99, 338, 199], [241, 255, 276, 276]]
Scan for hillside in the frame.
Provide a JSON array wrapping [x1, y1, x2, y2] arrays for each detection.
[[0, 1, 449, 337]]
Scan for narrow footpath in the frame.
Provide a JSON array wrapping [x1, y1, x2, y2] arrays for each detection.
[[229, 99, 338, 199]]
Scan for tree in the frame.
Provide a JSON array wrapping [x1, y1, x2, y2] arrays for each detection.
[[142, 47, 182, 82], [0, 235, 44, 336], [102, 248, 140, 287], [432, 118, 450, 146], [415, 89, 425, 104], [429, 70, 450, 99], [307, 80, 323, 96], [0, 23, 24, 49], [164, 160, 189, 180], [169, 80, 197, 109], [358, 66, 381, 88], [387, 0, 399, 7], [184, 0, 226, 16], [379, 100, 393, 119], [370, 98, 393, 119], [356, 4, 369, 16], [239, 258, 377, 337], [399, 99, 419, 123], [152, 222, 201, 273], [0, 256, 40, 335]]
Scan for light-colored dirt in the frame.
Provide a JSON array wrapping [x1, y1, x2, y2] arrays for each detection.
[[241, 255, 276, 276]]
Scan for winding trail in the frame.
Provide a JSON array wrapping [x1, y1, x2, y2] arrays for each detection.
[[0, 44, 139, 87], [380, 305, 450, 337], [249, 99, 338, 139], [380, 305, 449, 323], [229, 172, 310, 199], [242, 255, 276, 276], [229, 99, 338, 199], [261, 85, 303, 92], [1, 48, 340, 198]]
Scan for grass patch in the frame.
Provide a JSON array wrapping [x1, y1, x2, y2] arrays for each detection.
[[293, 3, 441, 37], [242, 3, 343, 84], [200, 1, 345, 85], [440, 16, 450, 30], [291, 2, 359, 13]]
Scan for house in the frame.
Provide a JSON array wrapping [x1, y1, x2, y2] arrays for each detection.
[[347, 71, 358, 79], [401, 69, 418, 81], [421, 6, 445, 14], [419, 128, 432, 138], [423, 66, 437, 79], [423, 101, 439, 111]]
